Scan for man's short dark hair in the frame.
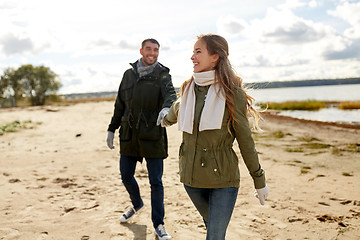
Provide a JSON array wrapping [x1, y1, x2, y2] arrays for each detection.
[[142, 38, 160, 48]]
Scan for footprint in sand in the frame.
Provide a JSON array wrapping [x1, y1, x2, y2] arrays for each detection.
[[36, 232, 48, 240]]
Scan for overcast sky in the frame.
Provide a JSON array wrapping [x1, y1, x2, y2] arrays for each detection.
[[1, 0, 359, 94]]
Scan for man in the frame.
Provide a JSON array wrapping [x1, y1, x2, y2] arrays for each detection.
[[106, 38, 176, 240]]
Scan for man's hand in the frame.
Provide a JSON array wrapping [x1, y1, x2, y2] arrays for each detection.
[[156, 108, 170, 126], [254, 185, 269, 205], [106, 131, 115, 149]]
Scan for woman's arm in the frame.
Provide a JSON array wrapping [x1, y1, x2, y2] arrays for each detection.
[[233, 87, 266, 189], [162, 100, 180, 126]]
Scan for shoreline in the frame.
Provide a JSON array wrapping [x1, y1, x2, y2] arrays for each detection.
[[261, 111, 360, 130], [1, 101, 360, 129]]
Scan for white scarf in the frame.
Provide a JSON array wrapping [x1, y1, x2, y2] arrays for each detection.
[[178, 70, 226, 134]]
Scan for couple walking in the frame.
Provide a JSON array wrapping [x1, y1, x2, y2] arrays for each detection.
[[106, 34, 269, 240]]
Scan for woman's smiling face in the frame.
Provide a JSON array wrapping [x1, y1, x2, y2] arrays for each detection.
[[191, 39, 219, 73]]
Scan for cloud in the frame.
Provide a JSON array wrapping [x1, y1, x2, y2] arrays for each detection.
[[1, 0, 360, 93], [328, 2, 360, 38], [92, 39, 113, 47], [217, 16, 247, 36], [0, 34, 34, 55], [259, 8, 331, 44], [308, 0, 318, 8], [0, 1, 16, 10], [278, 0, 306, 10], [263, 21, 326, 44], [323, 39, 360, 60], [239, 54, 309, 67], [89, 38, 139, 51], [69, 79, 82, 85], [87, 68, 97, 76], [118, 40, 138, 50], [328, 2, 360, 26]]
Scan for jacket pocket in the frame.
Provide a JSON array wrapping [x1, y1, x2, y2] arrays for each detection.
[[138, 120, 162, 141], [214, 148, 240, 182], [119, 116, 131, 141], [193, 148, 221, 184]]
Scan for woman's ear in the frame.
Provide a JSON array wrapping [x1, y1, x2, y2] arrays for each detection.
[[211, 54, 220, 67]]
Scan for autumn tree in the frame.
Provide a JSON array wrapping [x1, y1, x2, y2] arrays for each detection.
[[0, 64, 62, 106]]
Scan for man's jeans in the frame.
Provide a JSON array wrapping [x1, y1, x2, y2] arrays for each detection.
[[120, 155, 164, 228], [184, 185, 239, 240]]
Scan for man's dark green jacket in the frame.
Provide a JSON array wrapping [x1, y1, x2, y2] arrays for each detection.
[[108, 60, 177, 158]]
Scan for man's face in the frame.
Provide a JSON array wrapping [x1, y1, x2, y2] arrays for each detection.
[[140, 41, 159, 66]]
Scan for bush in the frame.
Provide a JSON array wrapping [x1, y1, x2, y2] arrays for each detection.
[[338, 101, 360, 110]]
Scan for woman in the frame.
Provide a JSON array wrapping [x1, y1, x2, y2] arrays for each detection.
[[161, 34, 269, 239]]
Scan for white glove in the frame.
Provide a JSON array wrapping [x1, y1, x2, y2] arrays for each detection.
[[156, 108, 170, 126], [254, 185, 269, 205], [106, 131, 115, 149]]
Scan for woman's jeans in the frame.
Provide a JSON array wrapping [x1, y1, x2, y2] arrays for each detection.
[[120, 155, 164, 228], [184, 185, 239, 240]]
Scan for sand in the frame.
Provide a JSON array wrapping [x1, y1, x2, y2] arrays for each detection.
[[0, 101, 359, 240]]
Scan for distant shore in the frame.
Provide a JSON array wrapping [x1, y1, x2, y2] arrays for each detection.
[[59, 78, 360, 99], [245, 77, 360, 89]]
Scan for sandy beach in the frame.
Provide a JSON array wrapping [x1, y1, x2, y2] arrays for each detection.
[[0, 101, 359, 240]]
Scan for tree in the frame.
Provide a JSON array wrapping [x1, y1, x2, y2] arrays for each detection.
[[0, 68, 22, 107], [0, 64, 62, 106]]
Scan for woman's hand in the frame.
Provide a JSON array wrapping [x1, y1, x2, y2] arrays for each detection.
[[254, 185, 269, 205]]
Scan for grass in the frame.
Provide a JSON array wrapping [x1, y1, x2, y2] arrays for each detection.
[[300, 166, 311, 174], [0, 120, 42, 135], [331, 143, 360, 155], [258, 100, 326, 111], [271, 130, 286, 138], [0, 95, 116, 108], [346, 143, 360, 152], [338, 101, 360, 110], [285, 147, 304, 152], [52, 96, 116, 105], [258, 100, 360, 110], [301, 142, 331, 149], [3, 96, 360, 111], [285, 143, 330, 152], [298, 137, 321, 142], [332, 147, 342, 155], [304, 151, 327, 156], [284, 139, 330, 153], [255, 130, 291, 140]]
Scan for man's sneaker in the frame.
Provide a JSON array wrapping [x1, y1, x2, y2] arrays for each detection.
[[119, 205, 143, 223], [155, 224, 171, 240]]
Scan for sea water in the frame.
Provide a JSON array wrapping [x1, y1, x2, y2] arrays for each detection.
[[249, 84, 360, 124]]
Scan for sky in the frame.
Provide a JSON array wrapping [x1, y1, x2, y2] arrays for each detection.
[[1, 0, 360, 94]]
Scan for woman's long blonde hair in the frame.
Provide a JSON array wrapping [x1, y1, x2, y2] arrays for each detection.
[[180, 34, 260, 131]]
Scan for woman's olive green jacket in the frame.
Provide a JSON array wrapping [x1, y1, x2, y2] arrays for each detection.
[[164, 84, 266, 189]]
